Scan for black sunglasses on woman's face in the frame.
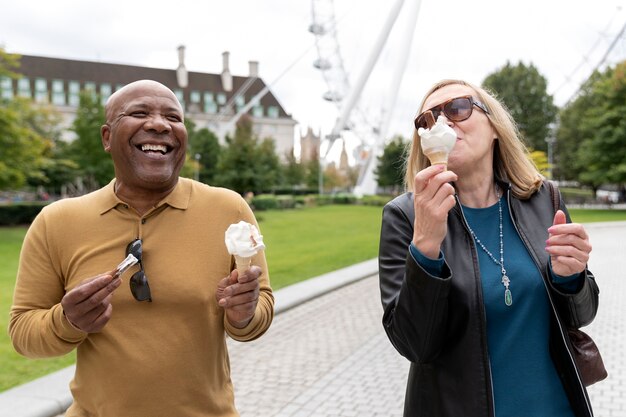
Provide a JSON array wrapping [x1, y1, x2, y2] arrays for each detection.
[[414, 95, 490, 130], [125, 239, 152, 302]]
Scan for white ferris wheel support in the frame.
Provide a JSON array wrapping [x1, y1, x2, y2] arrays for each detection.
[[354, 0, 423, 196], [310, 0, 423, 195]]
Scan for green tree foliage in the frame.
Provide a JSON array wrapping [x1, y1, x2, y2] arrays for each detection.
[[185, 118, 221, 184], [256, 138, 282, 192], [554, 72, 604, 182], [0, 48, 20, 78], [482, 61, 557, 152], [282, 149, 305, 188], [65, 91, 113, 188], [562, 61, 626, 191], [215, 116, 281, 194], [304, 149, 322, 189], [0, 98, 54, 189], [375, 135, 407, 192]]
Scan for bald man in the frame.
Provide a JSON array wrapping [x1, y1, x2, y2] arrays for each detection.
[[10, 80, 274, 417]]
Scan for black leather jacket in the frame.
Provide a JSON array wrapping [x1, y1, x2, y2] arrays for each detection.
[[379, 181, 599, 417]]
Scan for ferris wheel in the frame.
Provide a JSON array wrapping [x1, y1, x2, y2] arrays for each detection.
[[309, 0, 423, 195]]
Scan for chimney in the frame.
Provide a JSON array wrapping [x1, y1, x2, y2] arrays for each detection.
[[176, 45, 188, 88], [248, 60, 259, 78], [221, 51, 233, 92]]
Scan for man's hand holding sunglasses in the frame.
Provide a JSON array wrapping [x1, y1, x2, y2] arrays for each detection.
[[61, 271, 122, 333], [216, 266, 262, 329]]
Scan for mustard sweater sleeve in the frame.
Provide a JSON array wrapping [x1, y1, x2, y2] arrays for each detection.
[[224, 198, 275, 341], [9, 209, 87, 358]]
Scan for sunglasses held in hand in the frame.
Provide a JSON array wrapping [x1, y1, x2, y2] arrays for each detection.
[[125, 239, 152, 302], [415, 95, 490, 130]]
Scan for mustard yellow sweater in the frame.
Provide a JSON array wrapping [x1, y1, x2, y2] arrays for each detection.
[[10, 178, 274, 417]]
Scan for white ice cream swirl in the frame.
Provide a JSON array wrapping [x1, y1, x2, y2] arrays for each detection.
[[225, 221, 266, 257], [418, 115, 457, 155]]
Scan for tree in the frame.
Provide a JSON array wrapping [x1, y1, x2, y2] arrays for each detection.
[[482, 61, 557, 152], [374, 135, 407, 193], [65, 91, 113, 189], [215, 117, 258, 193], [0, 48, 20, 78], [0, 49, 59, 190], [0, 98, 54, 189], [282, 148, 305, 188], [256, 137, 282, 192], [304, 149, 322, 190], [569, 61, 626, 193], [185, 118, 221, 184], [553, 72, 604, 182]]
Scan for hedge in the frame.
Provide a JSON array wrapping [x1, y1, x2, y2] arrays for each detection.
[[250, 193, 393, 211], [0, 202, 48, 226]]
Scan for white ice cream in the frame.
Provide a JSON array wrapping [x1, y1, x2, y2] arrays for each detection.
[[225, 221, 266, 258], [418, 116, 457, 165]]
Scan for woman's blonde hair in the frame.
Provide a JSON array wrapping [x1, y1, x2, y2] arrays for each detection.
[[404, 79, 543, 199]]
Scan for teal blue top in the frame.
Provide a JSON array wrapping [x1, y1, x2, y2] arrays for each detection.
[[409, 196, 580, 417]]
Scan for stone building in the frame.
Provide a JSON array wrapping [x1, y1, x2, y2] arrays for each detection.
[[0, 47, 297, 159]]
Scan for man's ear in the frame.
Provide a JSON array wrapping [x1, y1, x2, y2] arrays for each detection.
[[101, 124, 111, 152]]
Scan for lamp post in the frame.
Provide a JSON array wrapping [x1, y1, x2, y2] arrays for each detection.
[[546, 123, 556, 180]]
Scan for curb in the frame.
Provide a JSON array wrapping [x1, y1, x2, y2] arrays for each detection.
[[0, 258, 379, 417]]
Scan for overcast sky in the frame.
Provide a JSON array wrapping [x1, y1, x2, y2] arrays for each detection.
[[1, 0, 625, 158]]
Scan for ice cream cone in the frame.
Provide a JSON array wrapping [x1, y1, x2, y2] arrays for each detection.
[[418, 115, 457, 170], [423, 147, 450, 168], [234, 255, 252, 277]]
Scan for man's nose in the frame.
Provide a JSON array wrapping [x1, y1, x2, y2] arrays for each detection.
[[143, 113, 172, 133]]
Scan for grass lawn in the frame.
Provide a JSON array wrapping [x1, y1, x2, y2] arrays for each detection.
[[0, 228, 76, 392], [1, 205, 625, 391]]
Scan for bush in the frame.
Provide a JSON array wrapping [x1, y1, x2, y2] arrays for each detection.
[[359, 195, 394, 206], [250, 194, 279, 211], [0, 202, 47, 226]]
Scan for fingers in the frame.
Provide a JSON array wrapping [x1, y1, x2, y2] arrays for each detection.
[[61, 271, 121, 333], [552, 209, 567, 227], [412, 166, 457, 258], [218, 278, 260, 308], [236, 265, 262, 283], [546, 215, 592, 276], [413, 165, 458, 197]]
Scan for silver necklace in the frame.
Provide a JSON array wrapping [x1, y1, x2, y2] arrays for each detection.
[[465, 189, 512, 306]]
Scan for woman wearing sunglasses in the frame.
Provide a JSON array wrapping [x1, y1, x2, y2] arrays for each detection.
[[379, 79, 598, 417]]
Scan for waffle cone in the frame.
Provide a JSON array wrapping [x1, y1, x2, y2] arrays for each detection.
[[234, 255, 252, 277]]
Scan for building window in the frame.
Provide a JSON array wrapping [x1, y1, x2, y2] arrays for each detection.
[[203, 92, 216, 113], [174, 89, 185, 111], [267, 105, 279, 118], [205, 101, 217, 114], [18, 78, 31, 98], [51, 80, 65, 105], [235, 95, 245, 109], [84, 82, 97, 101], [100, 83, 112, 105], [0, 76, 13, 99], [35, 78, 48, 103], [68, 81, 80, 106], [252, 105, 264, 118], [190, 90, 201, 103], [216, 93, 226, 105]]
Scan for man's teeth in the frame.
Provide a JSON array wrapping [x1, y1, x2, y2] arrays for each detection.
[[141, 144, 167, 153]]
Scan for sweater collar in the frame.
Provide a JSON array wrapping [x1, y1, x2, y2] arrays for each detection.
[[97, 177, 191, 215]]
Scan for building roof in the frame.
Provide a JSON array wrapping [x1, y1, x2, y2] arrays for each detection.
[[15, 54, 292, 119]]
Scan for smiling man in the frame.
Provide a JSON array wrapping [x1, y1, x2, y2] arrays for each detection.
[[9, 80, 274, 417]]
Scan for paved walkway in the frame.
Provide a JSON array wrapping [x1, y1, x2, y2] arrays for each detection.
[[227, 221, 625, 417]]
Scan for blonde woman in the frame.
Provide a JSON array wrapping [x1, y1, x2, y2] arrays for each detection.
[[379, 79, 598, 417]]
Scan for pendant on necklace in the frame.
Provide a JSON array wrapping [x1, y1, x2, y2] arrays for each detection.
[[502, 275, 512, 306]]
